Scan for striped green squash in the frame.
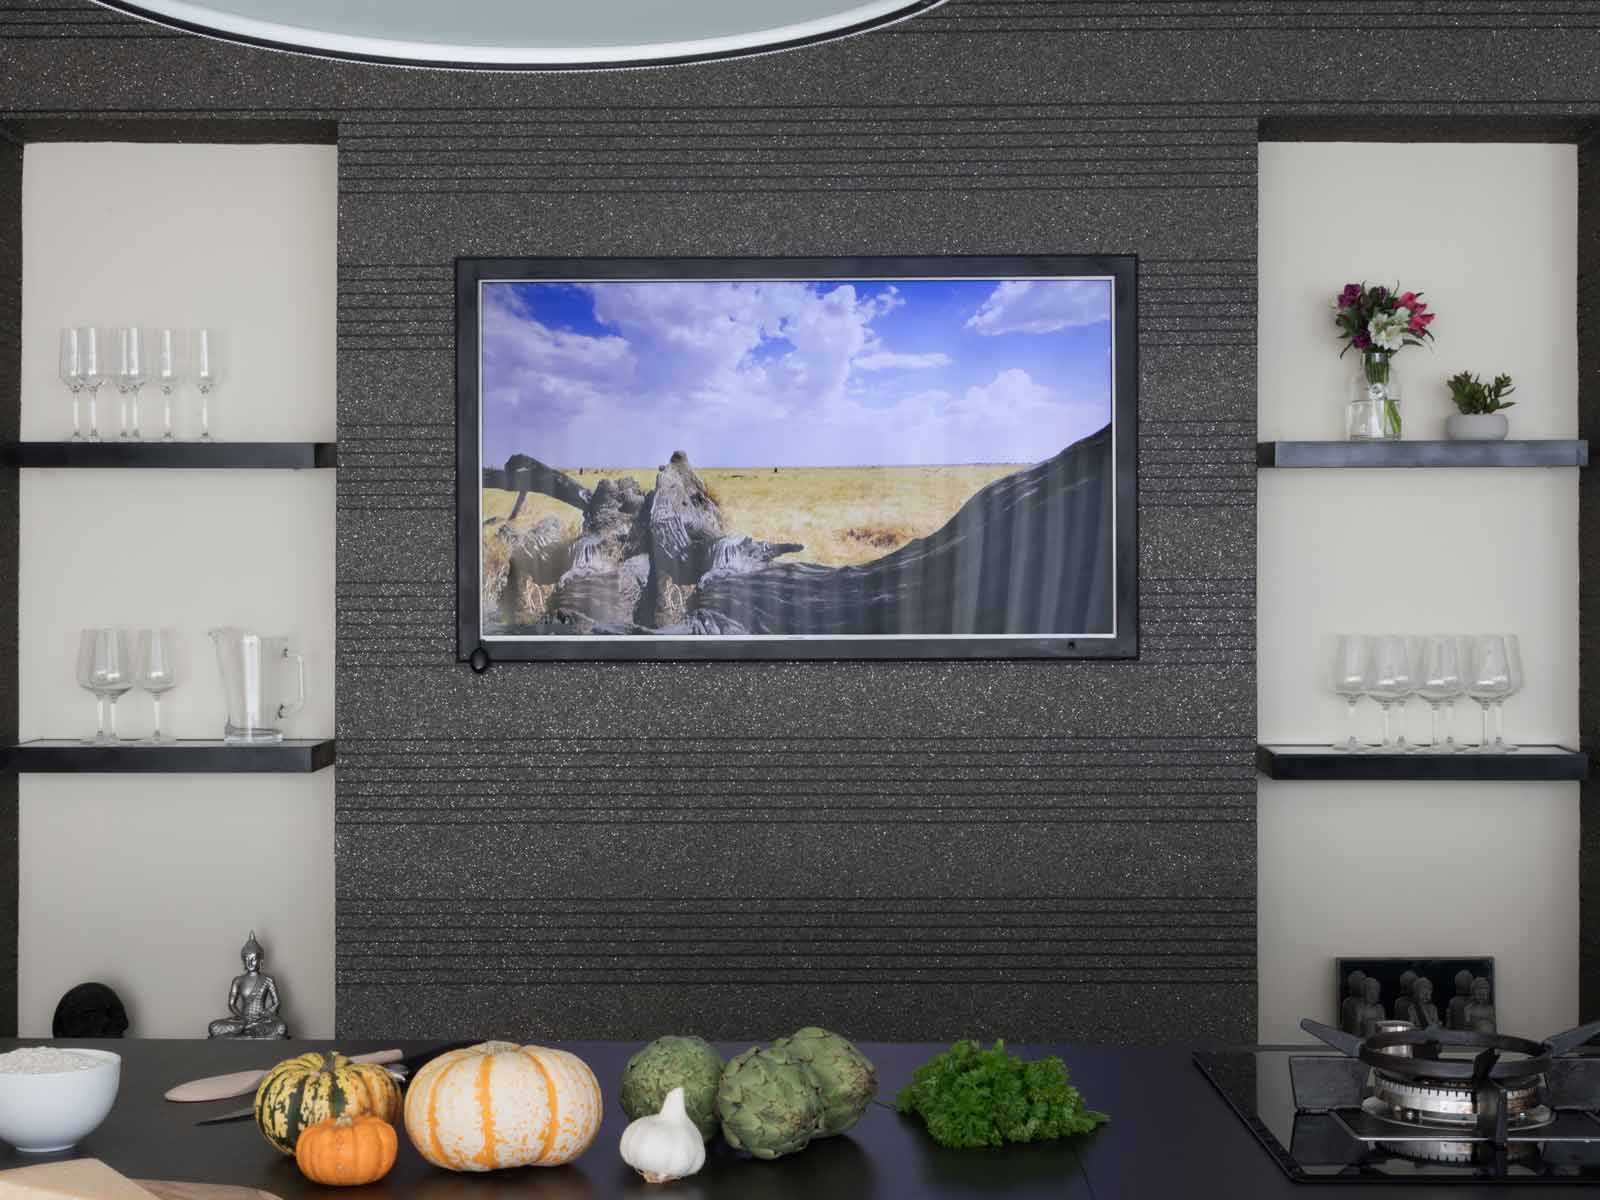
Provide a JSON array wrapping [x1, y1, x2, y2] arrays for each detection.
[[253, 1051, 401, 1155]]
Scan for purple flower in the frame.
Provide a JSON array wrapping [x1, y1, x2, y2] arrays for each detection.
[[1352, 330, 1372, 350], [1337, 283, 1362, 309]]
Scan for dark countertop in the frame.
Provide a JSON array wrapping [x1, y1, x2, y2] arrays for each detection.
[[0, 1039, 1560, 1198]]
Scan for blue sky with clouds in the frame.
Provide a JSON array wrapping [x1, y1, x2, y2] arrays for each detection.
[[480, 276, 1112, 468]]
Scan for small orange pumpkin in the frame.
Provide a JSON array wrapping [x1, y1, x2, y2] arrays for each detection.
[[295, 1113, 398, 1187]]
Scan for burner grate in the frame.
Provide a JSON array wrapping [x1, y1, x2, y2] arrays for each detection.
[[1300, 1016, 1600, 1146]]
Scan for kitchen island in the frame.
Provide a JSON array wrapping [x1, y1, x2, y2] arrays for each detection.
[[0, 1040, 1561, 1198]]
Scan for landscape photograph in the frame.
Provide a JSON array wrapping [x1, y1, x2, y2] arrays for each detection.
[[476, 274, 1119, 643]]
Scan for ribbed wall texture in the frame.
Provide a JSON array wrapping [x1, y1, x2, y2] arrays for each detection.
[[2, 0, 1599, 1042]]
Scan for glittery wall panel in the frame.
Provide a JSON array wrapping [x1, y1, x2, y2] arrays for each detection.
[[1580, 134, 1600, 1021], [0, 135, 19, 1037], [6, 0, 1600, 1041], [332, 85, 1258, 1038]]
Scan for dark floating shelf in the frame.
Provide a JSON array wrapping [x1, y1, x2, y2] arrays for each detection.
[[3, 738, 336, 774], [1257, 743, 1588, 782], [4, 441, 336, 469], [1257, 440, 1588, 469]]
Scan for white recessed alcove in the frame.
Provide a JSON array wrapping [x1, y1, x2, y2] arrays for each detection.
[[16, 143, 337, 1038], [1256, 141, 1580, 1041]]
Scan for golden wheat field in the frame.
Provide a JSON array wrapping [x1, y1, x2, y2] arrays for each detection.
[[482, 463, 1022, 570]]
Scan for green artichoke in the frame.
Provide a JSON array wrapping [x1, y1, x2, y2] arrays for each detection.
[[620, 1035, 724, 1140], [771, 1027, 877, 1136], [717, 1046, 825, 1159]]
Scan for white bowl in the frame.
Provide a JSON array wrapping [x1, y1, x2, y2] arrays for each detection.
[[0, 1049, 121, 1152]]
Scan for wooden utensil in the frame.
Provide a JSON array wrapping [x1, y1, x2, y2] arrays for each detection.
[[140, 1184, 280, 1200], [163, 1049, 402, 1102]]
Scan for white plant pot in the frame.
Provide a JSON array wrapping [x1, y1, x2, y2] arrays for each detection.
[[1445, 412, 1509, 441]]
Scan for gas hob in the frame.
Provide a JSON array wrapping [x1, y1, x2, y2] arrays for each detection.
[[1195, 1019, 1600, 1183]]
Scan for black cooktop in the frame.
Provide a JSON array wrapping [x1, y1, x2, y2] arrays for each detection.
[[1195, 1048, 1600, 1183]]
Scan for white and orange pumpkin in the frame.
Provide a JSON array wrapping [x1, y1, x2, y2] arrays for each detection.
[[403, 1041, 602, 1171]]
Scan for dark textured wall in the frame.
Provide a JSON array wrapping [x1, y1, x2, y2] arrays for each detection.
[[1581, 135, 1600, 1021], [3, 0, 1600, 1044]]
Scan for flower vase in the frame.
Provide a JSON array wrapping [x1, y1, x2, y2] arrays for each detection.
[[1347, 350, 1402, 441]]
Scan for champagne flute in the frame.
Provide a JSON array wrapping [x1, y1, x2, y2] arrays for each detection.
[[1330, 634, 1371, 751], [79, 325, 109, 442], [136, 629, 178, 744], [192, 328, 220, 443], [154, 328, 187, 441], [115, 326, 148, 441], [1366, 635, 1416, 751], [1415, 634, 1465, 753], [1464, 635, 1513, 753], [58, 327, 84, 441]]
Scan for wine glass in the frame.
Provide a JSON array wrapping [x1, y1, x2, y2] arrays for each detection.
[[192, 328, 220, 442], [76, 627, 134, 744], [154, 328, 187, 441], [1414, 634, 1465, 753], [115, 326, 148, 441], [58, 327, 84, 441], [1493, 634, 1523, 753], [136, 629, 178, 744], [1464, 635, 1513, 753], [1330, 634, 1371, 751], [1366, 635, 1416, 751], [78, 325, 109, 442]]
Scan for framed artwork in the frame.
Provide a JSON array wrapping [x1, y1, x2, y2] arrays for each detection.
[[455, 255, 1137, 663], [1333, 956, 1496, 1034]]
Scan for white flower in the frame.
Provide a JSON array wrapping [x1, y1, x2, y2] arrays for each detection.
[[1367, 312, 1406, 351]]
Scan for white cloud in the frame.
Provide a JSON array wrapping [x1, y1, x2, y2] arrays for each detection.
[[480, 287, 635, 425], [966, 279, 1111, 336], [854, 350, 953, 371], [481, 281, 1110, 469]]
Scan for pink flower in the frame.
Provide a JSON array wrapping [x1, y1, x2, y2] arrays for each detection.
[[1397, 292, 1419, 308]]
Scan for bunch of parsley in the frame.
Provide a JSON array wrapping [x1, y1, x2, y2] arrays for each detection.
[[894, 1039, 1108, 1150]]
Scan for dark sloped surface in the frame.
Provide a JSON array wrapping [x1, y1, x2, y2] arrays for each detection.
[[692, 426, 1114, 636]]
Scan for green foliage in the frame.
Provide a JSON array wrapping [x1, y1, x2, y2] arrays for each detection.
[[1447, 370, 1517, 415], [894, 1039, 1108, 1150]]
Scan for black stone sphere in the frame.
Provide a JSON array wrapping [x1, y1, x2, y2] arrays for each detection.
[[52, 982, 129, 1038]]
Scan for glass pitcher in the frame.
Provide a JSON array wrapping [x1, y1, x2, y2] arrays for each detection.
[[208, 627, 305, 744]]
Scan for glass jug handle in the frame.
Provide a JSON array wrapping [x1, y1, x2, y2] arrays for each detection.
[[278, 648, 306, 721]]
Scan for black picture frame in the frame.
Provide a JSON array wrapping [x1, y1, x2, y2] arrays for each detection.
[[455, 254, 1139, 665]]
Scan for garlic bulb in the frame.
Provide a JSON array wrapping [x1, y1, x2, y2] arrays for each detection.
[[620, 1086, 706, 1184]]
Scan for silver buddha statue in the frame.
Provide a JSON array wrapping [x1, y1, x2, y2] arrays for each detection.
[[207, 931, 288, 1039]]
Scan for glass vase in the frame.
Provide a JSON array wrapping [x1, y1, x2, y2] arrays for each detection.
[[1347, 349, 1403, 441]]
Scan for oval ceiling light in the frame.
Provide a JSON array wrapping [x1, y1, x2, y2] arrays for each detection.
[[90, 0, 949, 70]]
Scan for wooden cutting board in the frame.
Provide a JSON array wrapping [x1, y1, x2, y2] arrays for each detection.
[[140, 1183, 281, 1200]]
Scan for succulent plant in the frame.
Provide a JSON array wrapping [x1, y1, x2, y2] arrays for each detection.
[[717, 1046, 825, 1159], [620, 1036, 724, 1140], [771, 1027, 877, 1136]]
